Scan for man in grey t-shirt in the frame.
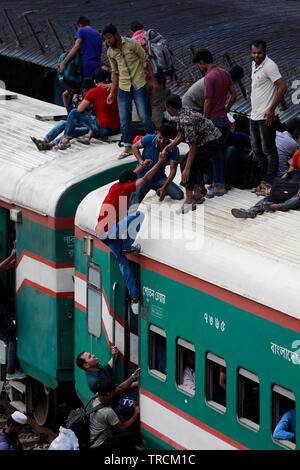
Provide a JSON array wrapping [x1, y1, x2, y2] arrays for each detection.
[[182, 65, 244, 113], [89, 379, 140, 450]]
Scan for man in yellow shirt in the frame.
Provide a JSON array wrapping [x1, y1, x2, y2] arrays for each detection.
[[103, 24, 157, 159]]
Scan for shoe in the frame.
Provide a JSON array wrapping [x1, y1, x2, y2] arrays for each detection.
[[231, 208, 255, 219], [6, 370, 27, 380], [122, 244, 141, 255], [206, 188, 215, 198]]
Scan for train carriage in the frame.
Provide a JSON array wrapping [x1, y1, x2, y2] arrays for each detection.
[[74, 176, 300, 451], [0, 89, 138, 425]]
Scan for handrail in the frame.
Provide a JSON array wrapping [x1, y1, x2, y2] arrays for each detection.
[[112, 282, 118, 380]]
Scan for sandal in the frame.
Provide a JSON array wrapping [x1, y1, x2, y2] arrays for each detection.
[[118, 151, 133, 160], [56, 142, 70, 150], [77, 136, 91, 145], [30, 137, 52, 151], [176, 202, 197, 214]]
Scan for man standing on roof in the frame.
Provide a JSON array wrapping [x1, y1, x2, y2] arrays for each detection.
[[102, 24, 157, 160], [130, 20, 168, 130], [192, 49, 237, 198], [249, 40, 287, 195], [95, 153, 166, 308], [59, 16, 102, 81], [164, 94, 223, 213]]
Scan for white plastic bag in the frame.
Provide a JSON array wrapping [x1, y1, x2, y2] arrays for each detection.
[[49, 426, 79, 450]]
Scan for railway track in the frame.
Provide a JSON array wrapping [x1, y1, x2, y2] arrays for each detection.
[[0, 399, 57, 450]]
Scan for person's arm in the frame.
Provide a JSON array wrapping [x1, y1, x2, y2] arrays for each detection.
[[0, 248, 16, 275], [132, 140, 146, 167], [114, 368, 140, 395], [107, 73, 119, 104], [145, 61, 158, 92], [219, 370, 227, 392], [136, 153, 167, 188], [77, 99, 92, 113], [161, 132, 184, 157], [107, 346, 119, 368], [203, 98, 211, 119], [113, 406, 140, 433], [225, 84, 237, 113], [181, 142, 197, 184], [264, 78, 287, 126], [273, 411, 295, 441], [59, 38, 82, 74], [156, 160, 179, 201]]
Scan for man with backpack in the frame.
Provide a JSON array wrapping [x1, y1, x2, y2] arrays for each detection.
[[89, 379, 140, 450], [59, 16, 102, 82], [130, 20, 175, 130], [102, 23, 156, 159]]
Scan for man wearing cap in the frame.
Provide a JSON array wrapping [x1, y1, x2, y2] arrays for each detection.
[[0, 411, 27, 450]]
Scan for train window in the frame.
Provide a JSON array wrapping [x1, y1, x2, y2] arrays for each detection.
[[149, 325, 166, 381], [86, 262, 102, 338], [206, 352, 226, 413], [176, 339, 195, 396], [272, 385, 296, 450], [238, 368, 260, 431]]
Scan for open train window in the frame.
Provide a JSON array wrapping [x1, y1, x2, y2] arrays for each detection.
[[206, 352, 226, 413], [86, 262, 102, 338], [238, 368, 260, 430], [149, 325, 166, 381], [176, 339, 195, 396], [272, 385, 296, 450]]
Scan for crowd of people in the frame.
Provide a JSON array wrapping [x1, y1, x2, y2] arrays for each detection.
[[1, 15, 299, 450]]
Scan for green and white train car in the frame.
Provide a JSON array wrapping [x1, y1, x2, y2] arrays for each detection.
[[0, 89, 137, 424], [74, 179, 300, 451]]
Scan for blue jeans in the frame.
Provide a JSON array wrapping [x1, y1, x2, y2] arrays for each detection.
[[63, 109, 120, 139], [98, 212, 144, 299], [45, 120, 89, 144], [212, 117, 228, 188], [130, 177, 184, 206], [118, 85, 155, 146], [250, 195, 300, 216]]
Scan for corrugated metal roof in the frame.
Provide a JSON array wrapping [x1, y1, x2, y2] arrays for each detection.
[[76, 175, 300, 320], [0, 1, 299, 121], [0, 88, 137, 216]]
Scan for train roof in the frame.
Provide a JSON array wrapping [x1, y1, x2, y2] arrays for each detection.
[[0, 88, 138, 217], [75, 175, 300, 321]]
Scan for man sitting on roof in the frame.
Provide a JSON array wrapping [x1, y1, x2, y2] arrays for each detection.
[[30, 80, 95, 151], [95, 153, 166, 308], [57, 68, 120, 149], [130, 124, 184, 205]]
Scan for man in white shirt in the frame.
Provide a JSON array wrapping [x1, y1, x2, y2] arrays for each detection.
[[249, 40, 287, 192]]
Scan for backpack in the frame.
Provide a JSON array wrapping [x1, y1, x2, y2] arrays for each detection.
[[57, 51, 82, 90], [65, 394, 106, 450], [145, 29, 175, 79], [269, 170, 300, 203], [115, 388, 139, 418]]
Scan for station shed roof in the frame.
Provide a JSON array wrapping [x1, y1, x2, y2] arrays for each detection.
[[0, 0, 299, 121]]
